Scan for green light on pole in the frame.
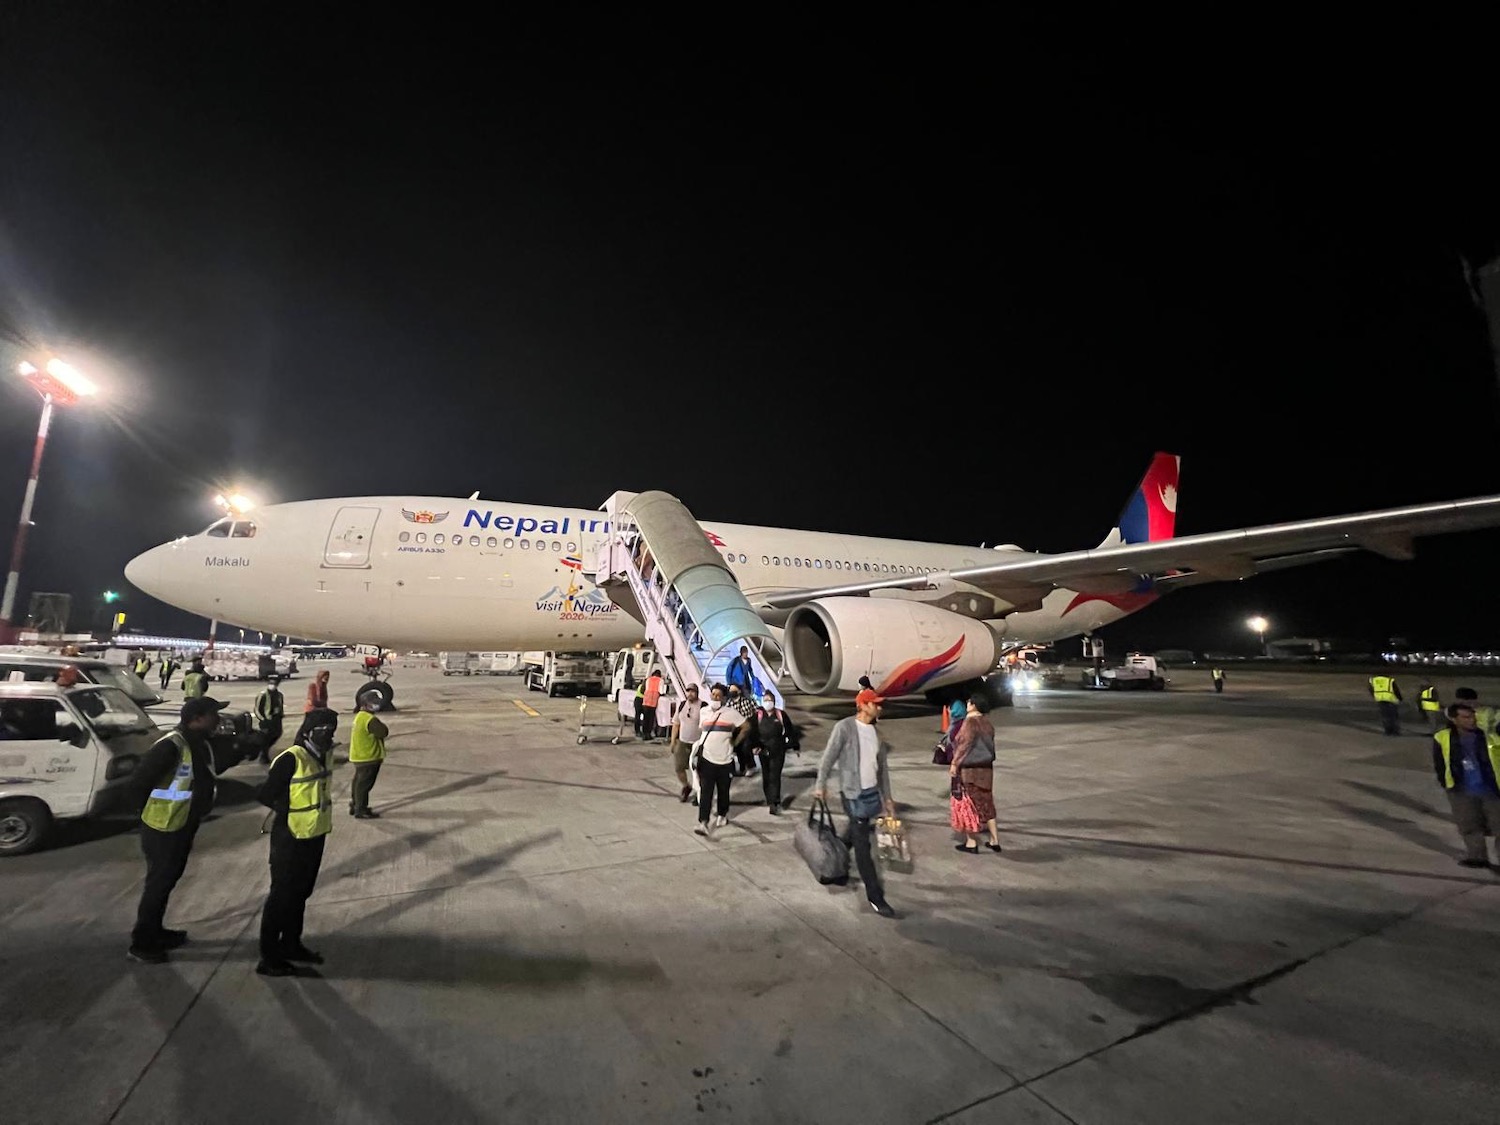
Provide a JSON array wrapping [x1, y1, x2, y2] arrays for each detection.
[[102, 590, 121, 604]]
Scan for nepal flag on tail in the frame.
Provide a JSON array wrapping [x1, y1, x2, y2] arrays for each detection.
[[1117, 452, 1180, 545]]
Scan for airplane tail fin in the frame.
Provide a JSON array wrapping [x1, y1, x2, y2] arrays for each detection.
[[1099, 452, 1180, 548]]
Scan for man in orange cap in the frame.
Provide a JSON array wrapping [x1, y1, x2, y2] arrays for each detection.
[[813, 688, 897, 918]]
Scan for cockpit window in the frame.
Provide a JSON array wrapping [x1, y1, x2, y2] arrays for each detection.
[[205, 518, 232, 538], [229, 521, 257, 538]]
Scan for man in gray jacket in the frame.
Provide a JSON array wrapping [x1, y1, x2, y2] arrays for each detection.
[[813, 688, 897, 918]]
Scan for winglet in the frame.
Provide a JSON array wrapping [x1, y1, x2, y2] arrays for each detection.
[[1112, 452, 1181, 546]]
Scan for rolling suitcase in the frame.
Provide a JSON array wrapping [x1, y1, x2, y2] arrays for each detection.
[[794, 797, 849, 885]]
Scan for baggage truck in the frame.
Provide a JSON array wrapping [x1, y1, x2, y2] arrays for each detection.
[[524, 651, 609, 697]]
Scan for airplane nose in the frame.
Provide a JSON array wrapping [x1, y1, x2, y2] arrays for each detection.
[[124, 546, 162, 597]]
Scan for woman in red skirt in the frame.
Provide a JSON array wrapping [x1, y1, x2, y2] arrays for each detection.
[[949, 696, 1002, 854]]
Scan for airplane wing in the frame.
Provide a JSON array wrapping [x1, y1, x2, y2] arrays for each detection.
[[759, 494, 1500, 612]]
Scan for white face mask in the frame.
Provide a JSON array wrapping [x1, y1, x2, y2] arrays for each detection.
[[709, 699, 723, 710]]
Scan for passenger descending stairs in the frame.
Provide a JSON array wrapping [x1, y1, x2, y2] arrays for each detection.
[[583, 490, 784, 709]]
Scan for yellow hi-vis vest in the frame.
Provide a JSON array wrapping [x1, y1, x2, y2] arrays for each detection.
[[182, 671, 208, 699], [141, 732, 195, 832], [274, 744, 333, 839], [1370, 676, 1399, 703], [350, 711, 386, 763], [1433, 728, 1500, 790], [1473, 705, 1500, 736], [1419, 686, 1442, 713]]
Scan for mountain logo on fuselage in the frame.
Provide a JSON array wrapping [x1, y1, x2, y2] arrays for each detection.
[[535, 583, 618, 621]]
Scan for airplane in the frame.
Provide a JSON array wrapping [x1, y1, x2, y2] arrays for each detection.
[[124, 453, 1500, 708]]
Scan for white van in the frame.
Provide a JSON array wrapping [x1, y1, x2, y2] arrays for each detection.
[[0, 682, 164, 856]]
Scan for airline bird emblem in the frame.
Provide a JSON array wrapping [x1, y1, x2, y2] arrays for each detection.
[[402, 509, 449, 524]]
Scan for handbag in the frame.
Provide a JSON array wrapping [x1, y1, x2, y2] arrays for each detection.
[[931, 736, 953, 766], [848, 786, 883, 819], [949, 775, 965, 799], [875, 815, 912, 871], [793, 798, 851, 885]]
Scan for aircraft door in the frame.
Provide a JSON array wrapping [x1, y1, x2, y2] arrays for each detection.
[[323, 506, 381, 568]]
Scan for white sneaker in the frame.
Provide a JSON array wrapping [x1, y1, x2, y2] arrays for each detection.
[[714, 815, 727, 828], [694, 821, 714, 838]]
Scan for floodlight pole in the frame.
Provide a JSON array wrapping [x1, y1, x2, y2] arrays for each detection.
[[0, 393, 55, 642]]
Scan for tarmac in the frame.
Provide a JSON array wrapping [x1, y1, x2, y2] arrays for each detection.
[[2, 659, 1497, 1124]]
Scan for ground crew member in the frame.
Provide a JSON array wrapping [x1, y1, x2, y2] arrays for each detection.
[[1368, 672, 1402, 735], [1453, 687, 1499, 737], [159, 655, 180, 690], [256, 708, 337, 976], [132, 653, 152, 679], [349, 690, 388, 818], [182, 659, 209, 700], [254, 674, 286, 764], [127, 695, 228, 963], [1418, 682, 1444, 731], [1211, 668, 1225, 694], [1432, 702, 1500, 868], [641, 668, 662, 741]]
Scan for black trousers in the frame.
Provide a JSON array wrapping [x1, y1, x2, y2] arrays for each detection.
[[696, 759, 733, 822], [260, 828, 326, 959], [131, 821, 200, 948], [351, 760, 382, 813], [840, 798, 884, 903], [257, 720, 283, 761], [759, 749, 786, 808], [1377, 701, 1401, 734]]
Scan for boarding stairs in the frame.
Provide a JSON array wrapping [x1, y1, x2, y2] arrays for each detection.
[[584, 490, 783, 710]]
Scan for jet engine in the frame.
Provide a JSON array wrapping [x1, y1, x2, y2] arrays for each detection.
[[782, 597, 1001, 696]]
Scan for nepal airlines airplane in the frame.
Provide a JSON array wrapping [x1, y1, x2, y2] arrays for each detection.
[[124, 454, 1500, 700]]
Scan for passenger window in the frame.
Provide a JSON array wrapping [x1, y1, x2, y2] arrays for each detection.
[[503, 538, 515, 549], [794, 558, 802, 568], [434, 534, 446, 545], [521, 540, 531, 550], [486, 537, 497, 548], [552, 542, 562, 553], [416, 533, 427, 544], [399, 532, 411, 543], [469, 536, 479, 547], [567, 542, 577, 553], [762, 555, 770, 565], [0, 699, 63, 740], [814, 560, 822, 569], [739, 553, 747, 563], [804, 558, 811, 568], [229, 521, 257, 538]]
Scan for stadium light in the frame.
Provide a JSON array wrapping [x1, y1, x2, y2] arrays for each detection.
[[1, 357, 100, 642], [1247, 615, 1269, 657]]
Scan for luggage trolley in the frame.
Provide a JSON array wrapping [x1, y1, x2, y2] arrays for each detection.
[[575, 694, 636, 744]]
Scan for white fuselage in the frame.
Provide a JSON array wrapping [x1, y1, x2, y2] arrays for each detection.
[[124, 496, 1131, 650]]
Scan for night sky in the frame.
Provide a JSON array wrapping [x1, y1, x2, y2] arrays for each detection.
[[2, 13, 1498, 656]]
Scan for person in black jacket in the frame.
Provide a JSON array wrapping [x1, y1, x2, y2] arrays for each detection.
[[255, 708, 338, 976], [754, 691, 799, 814], [128, 696, 229, 963]]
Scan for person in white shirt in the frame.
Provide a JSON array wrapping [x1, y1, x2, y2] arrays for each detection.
[[813, 689, 897, 918], [669, 684, 703, 802], [690, 683, 749, 838]]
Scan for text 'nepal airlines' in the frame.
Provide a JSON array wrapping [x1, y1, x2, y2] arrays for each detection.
[[124, 454, 1500, 699]]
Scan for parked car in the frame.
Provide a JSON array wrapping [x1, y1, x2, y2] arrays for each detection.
[[0, 649, 256, 771], [0, 681, 161, 856]]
